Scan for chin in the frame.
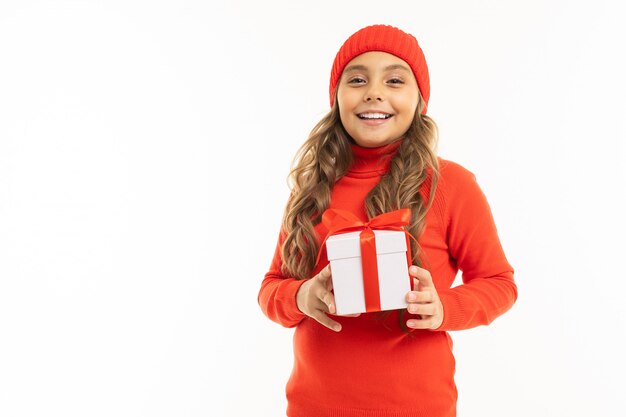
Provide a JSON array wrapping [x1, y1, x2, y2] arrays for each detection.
[[355, 138, 393, 147]]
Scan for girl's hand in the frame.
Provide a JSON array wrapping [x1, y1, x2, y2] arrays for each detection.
[[405, 265, 444, 330], [296, 264, 360, 332]]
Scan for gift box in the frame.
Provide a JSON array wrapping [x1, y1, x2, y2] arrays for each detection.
[[325, 229, 412, 316]]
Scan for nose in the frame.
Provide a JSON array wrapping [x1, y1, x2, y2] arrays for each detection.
[[364, 82, 384, 102]]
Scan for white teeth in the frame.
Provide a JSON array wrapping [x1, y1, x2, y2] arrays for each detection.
[[358, 112, 390, 119]]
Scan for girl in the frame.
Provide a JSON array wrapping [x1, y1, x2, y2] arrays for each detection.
[[258, 24, 517, 417]]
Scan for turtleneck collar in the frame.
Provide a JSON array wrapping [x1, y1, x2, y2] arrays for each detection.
[[347, 139, 403, 178]]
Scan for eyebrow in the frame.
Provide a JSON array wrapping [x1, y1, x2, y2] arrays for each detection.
[[343, 64, 411, 73]]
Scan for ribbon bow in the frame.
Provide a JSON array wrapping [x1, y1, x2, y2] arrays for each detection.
[[315, 208, 417, 312]]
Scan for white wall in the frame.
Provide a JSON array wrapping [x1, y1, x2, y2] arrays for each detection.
[[1, 1, 624, 416]]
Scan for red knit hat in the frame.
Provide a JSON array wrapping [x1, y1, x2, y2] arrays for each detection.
[[329, 24, 430, 114]]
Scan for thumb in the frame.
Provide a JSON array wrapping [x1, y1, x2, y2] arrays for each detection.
[[317, 264, 332, 281], [410, 265, 434, 288], [413, 276, 428, 292]]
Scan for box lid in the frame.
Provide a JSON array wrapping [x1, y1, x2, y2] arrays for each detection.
[[326, 229, 407, 260]]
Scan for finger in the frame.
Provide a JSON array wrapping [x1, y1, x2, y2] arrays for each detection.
[[318, 287, 336, 315], [407, 302, 436, 316], [330, 312, 360, 317], [411, 271, 434, 292], [406, 290, 433, 303], [406, 317, 437, 330], [313, 311, 342, 332]]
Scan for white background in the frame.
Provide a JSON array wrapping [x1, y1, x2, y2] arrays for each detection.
[[1, 1, 625, 416]]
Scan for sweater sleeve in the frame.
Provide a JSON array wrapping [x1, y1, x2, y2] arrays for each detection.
[[434, 162, 518, 332], [258, 226, 309, 328]]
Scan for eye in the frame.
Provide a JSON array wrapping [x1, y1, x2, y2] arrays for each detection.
[[388, 78, 404, 85], [347, 77, 366, 84]]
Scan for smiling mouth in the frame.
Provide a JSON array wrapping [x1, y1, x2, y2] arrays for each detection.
[[357, 112, 393, 120]]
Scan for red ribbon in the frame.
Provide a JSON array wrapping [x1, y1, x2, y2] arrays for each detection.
[[315, 208, 417, 313]]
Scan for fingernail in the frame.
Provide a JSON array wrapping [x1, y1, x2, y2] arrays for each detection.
[[333, 324, 341, 331], [408, 293, 416, 301]]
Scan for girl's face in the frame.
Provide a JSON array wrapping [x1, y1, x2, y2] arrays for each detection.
[[337, 51, 419, 148]]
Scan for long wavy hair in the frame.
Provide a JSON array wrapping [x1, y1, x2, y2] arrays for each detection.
[[280, 91, 440, 333]]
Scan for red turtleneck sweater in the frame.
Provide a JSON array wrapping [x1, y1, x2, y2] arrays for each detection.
[[258, 140, 517, 417]]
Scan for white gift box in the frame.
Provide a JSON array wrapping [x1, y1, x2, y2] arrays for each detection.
[[326, 229, 411, 315]]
